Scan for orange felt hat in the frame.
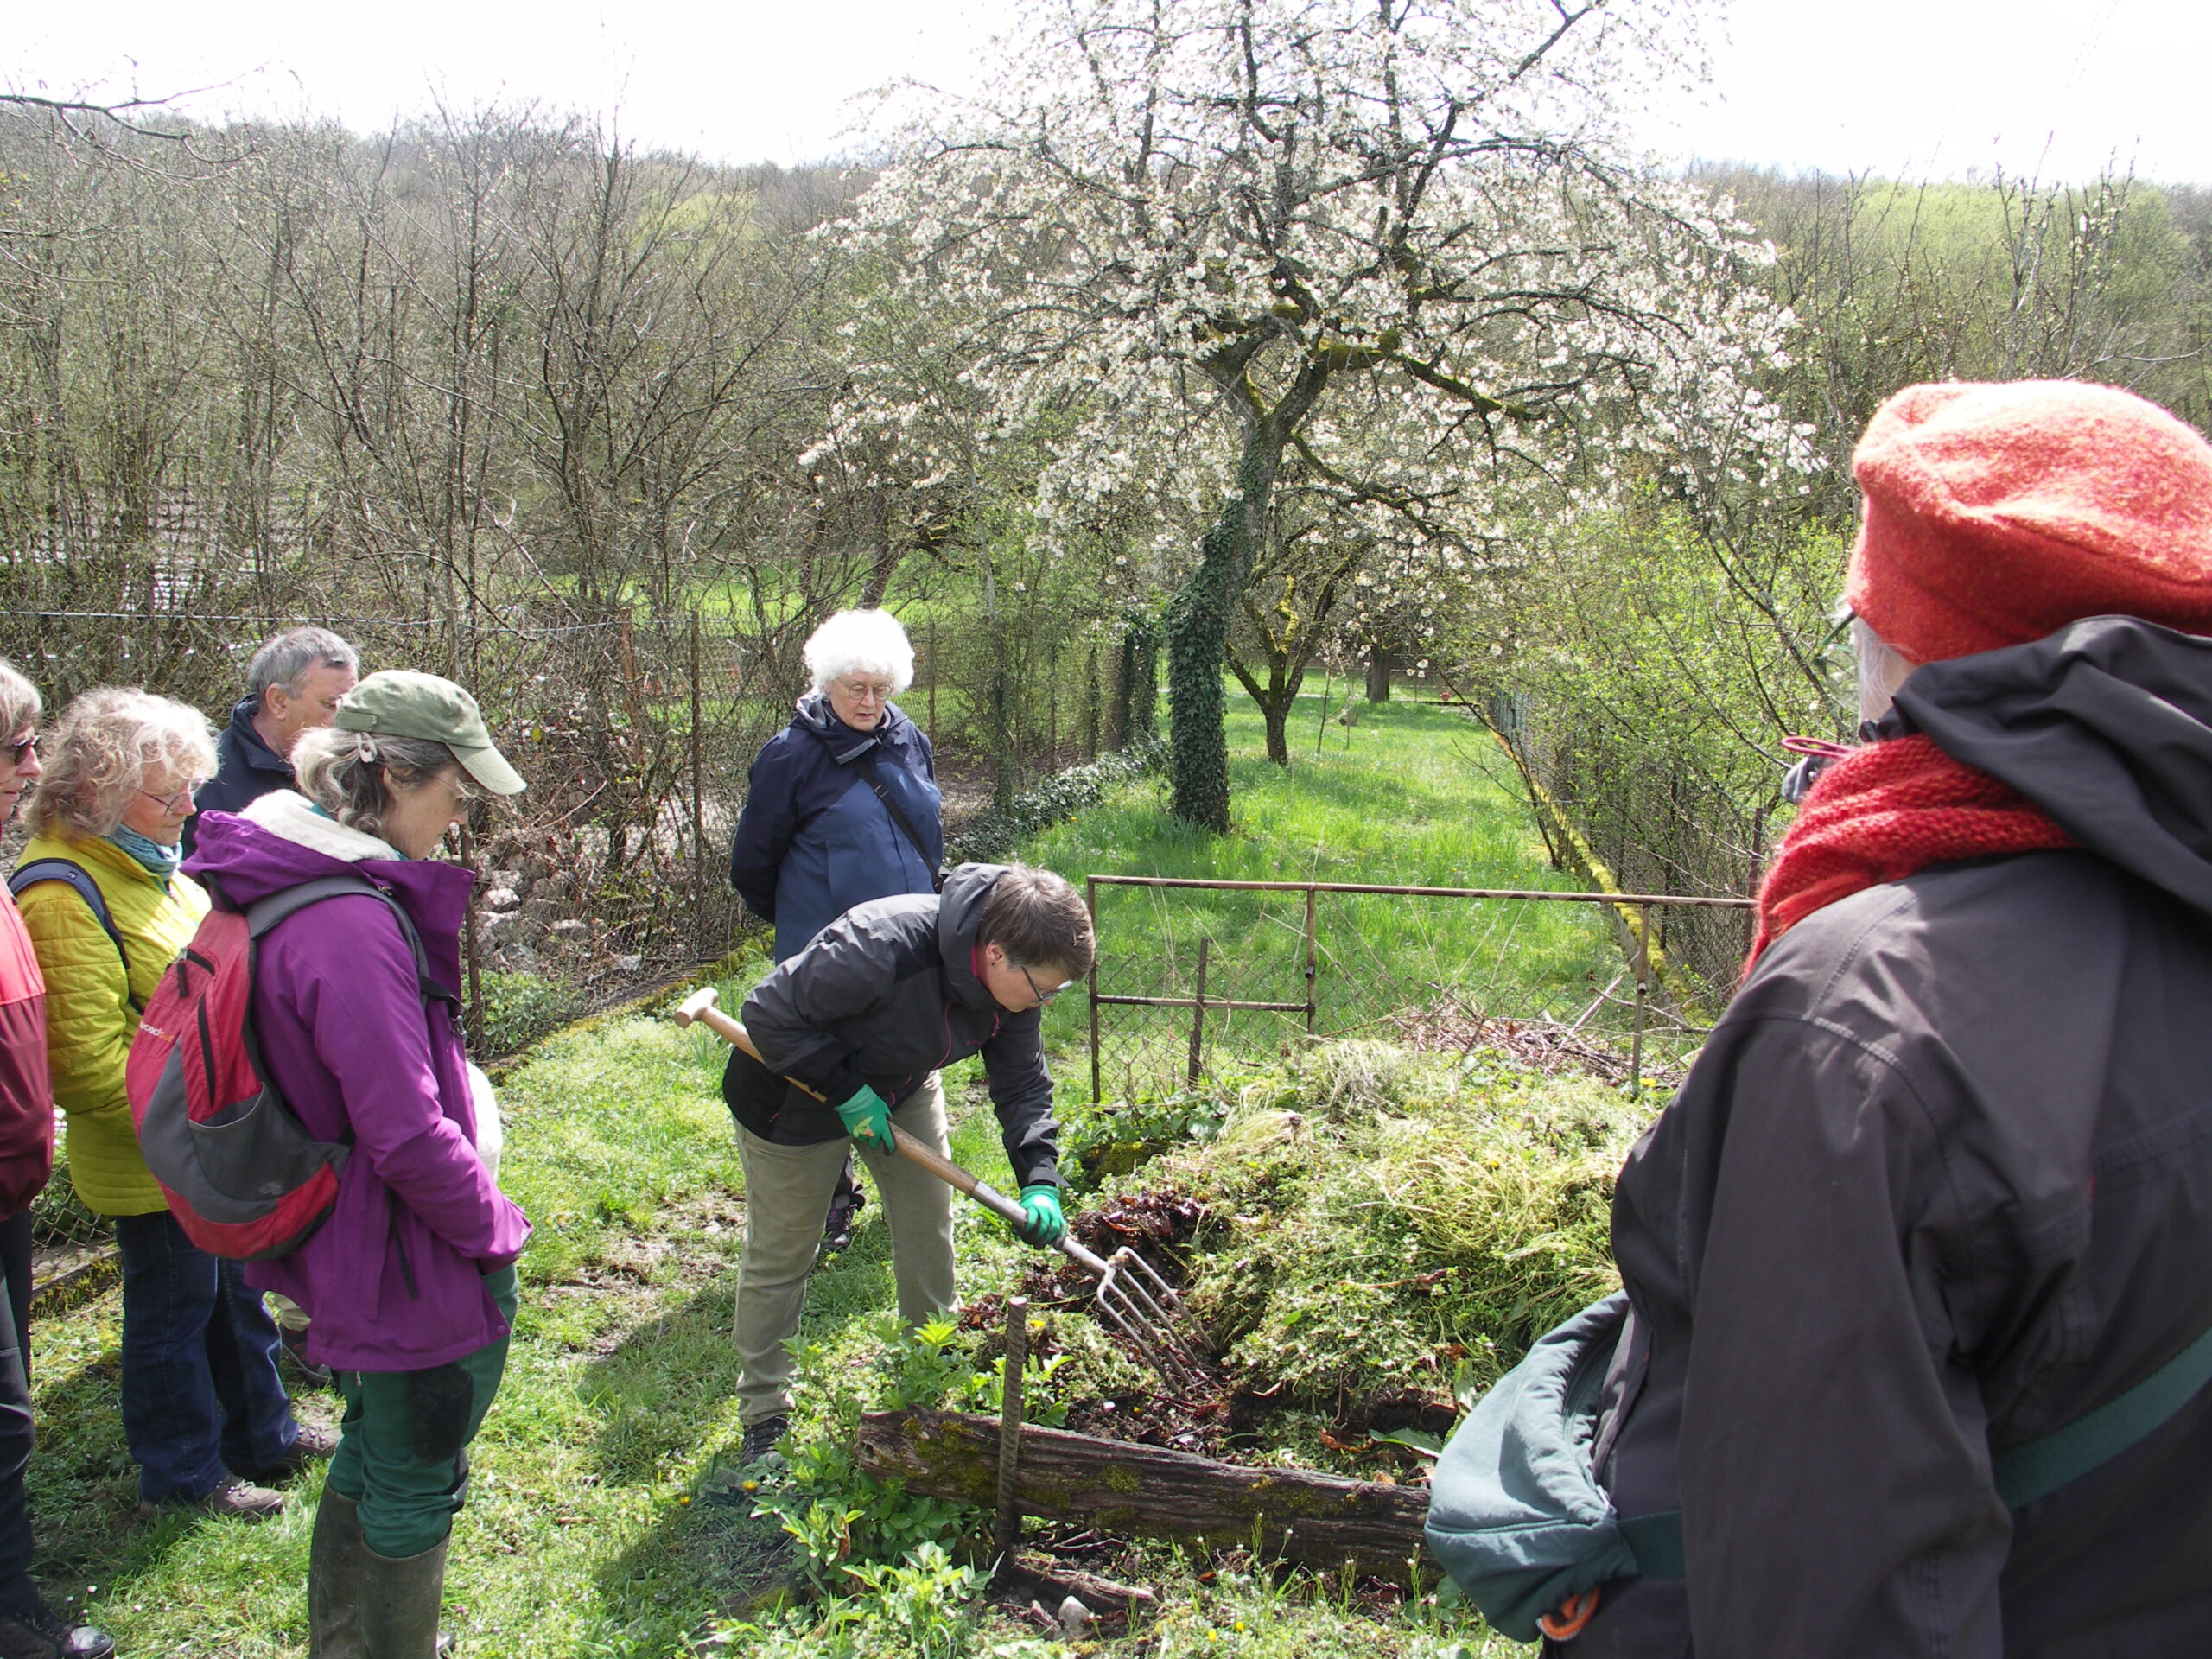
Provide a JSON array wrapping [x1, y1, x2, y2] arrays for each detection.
[[1845, 380, 2212, 663]]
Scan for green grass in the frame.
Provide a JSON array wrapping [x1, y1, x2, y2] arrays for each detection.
[[28, 989, 771, 1656], [19, 689, 1617, 1655], [23, 991, 1548, 1656], [1021, 692, 1634, 1101]]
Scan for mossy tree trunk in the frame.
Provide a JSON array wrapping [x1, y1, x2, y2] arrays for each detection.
[[1111, 610, 1160, 748], [1165, 354, 1330, 830], [1165, 457, 1267, 830], [1227, 539, 1368, 766], [855, 1408, 1433, 1582]]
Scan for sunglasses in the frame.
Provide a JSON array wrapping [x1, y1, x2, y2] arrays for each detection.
[[4, 734, 34, 767]]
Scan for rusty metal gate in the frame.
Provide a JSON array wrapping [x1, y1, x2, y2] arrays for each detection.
[[1083, 875, 1755, 1103]]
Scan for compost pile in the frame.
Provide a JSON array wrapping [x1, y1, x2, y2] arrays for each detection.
[[963, 1041, 1652, 1484]]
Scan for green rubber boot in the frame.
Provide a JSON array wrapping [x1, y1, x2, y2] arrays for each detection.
[[308, 1488, 368, 1658], [359, 1534, 449, 1659]]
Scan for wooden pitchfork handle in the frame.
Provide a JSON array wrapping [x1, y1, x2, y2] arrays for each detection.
[[672, 986, 1110, 1274]]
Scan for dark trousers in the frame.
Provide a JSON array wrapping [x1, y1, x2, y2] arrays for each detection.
[[0, 1211, 34, 1617], [328, 1265, 517, 1557], [114, 1211, 296, 1503], [0, 1214, 29, 1382]]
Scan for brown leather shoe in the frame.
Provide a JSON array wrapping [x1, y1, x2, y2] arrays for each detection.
[[143, 1475, 288, 1522], [238, 1420, 340, 1484], [0, 1604, 115, 1659]]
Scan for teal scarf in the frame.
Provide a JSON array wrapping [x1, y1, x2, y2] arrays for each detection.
[[108, 825, 184, 890]]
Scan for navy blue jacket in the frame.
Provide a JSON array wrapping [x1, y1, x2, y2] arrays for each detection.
[[728, 694, 942, 961], [184, 696, 294, 859]]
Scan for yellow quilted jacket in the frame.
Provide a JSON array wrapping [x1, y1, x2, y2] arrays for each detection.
[[14, 830, 207, 1217]]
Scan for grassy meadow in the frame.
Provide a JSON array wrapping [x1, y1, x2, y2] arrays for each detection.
[[1028, 692, 1655, 1102]]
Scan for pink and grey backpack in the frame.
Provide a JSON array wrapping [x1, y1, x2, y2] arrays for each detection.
[[126, 874, 451, 1261]]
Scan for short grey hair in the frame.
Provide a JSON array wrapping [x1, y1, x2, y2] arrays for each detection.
[[803, 609, 915, 698], [1853, 616, 1918, 725], [291, 726, 476, 843], [29, 689, 217, 839], [248, 627, 359, 706], [977, 864, 1096, 977], [0, 658, 39, 745]]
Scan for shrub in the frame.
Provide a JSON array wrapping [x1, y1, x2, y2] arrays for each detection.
[[477, 969, 588, 1058], [944, 738, 1166, 864]]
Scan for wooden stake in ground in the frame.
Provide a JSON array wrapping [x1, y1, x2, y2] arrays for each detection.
[[859, 1408, 1433, 1582], [995, 1295, 1028, 1560]]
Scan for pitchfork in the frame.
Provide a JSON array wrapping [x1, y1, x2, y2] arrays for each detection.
[[673, 986, 1210, 1389]]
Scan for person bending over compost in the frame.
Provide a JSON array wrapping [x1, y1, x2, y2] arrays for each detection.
[[723, 862, 1090, 1470], [1431, 380, 2212, 1656]]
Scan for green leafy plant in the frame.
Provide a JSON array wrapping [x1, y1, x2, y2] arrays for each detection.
[[842, 1542, 989, 1659], [944, 737, 1167, 863], [477, 969, 588, 1058], [1060, 1086, 1230, 1186]]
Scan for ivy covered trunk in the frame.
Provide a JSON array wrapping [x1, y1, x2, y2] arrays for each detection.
[[1114, 611, 1160, 747], [1166, 444, 1277, 830]]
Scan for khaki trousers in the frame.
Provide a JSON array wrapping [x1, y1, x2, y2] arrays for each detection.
[[734, 1073, 957, 1426]]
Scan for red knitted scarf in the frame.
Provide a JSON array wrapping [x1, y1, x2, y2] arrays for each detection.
[[1747, 734, 2076, 970]]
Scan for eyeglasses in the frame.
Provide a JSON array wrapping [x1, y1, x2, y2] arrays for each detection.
[[835, 677, 895, 703], [1019, 963, 1072, 1006], [4, 734, 34, 767], [137, 780, 207, 815]]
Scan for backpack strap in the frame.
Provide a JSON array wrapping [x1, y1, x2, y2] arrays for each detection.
[[1616, 1322, 2212, 1580], [10, 856, 142, 1014], [1991, 1322, 2212, 1508], [855, 750, 944, 890], [244, 874, 457, 1012]]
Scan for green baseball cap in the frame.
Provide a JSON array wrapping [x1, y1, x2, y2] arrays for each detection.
[[334, 670, 527, 797]]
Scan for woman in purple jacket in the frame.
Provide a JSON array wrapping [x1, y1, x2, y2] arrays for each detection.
[[185, 670, 529, 1659]]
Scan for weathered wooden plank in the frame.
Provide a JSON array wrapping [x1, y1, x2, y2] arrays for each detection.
[[856, 1408, 1433, 1580]]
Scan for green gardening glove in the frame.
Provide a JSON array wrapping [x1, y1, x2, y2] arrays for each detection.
[[1014, 1183, 1066, 1249], [834, 1085, 895, 1154]]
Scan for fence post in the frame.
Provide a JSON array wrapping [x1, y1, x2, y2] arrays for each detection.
[[995, 1294, 1029, 1561], [1085, 639, 1099, 762], [1630, 905, 1649, 1094], [1088, 877, 1103, 1107], [460, 823, 485, 1051], [1186, 937, 1210, 1087], [690, 611, 706, 956], [1303, 885, 1319, 1037], [928, 618, 938, 750]]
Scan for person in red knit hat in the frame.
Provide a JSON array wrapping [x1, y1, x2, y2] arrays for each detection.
[[1511, 380, 2212, 1656]]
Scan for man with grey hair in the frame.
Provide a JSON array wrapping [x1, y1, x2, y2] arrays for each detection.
[[186, 626, 359, 858]]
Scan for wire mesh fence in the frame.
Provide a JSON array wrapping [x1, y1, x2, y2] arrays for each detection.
[[1082, 876, 1755, 1103]]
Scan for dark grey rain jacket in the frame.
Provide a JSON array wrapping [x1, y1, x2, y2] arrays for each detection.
[[726, 862, 1062, 1190], [1585, 617, 2212, 1658]]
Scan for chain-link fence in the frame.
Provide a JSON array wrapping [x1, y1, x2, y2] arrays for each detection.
[[1082, 876, 1755, 1102], [0, 602, 798, 1270]]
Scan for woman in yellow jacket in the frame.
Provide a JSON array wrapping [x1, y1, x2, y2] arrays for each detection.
[[15, 689, 321, 1519]]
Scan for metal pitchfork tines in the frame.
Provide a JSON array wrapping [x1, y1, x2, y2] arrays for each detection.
[[673, 986, 1211, 1389]]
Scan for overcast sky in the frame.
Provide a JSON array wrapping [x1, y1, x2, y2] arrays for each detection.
[[8, 0, 2202, 186]]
